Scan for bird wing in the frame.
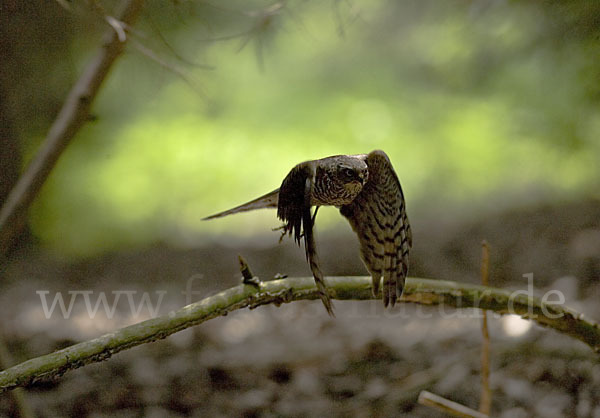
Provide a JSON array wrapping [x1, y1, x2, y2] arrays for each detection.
[[202, 189, 279, 220], [277, 162, 334, 316], [339, 150, 411, 307], [276, 162, 314, 245]]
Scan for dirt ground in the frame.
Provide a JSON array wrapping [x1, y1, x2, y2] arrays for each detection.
[[1, 198, 599, 417]]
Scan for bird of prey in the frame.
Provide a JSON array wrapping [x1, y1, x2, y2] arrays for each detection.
[[203, 150, 412, 315]]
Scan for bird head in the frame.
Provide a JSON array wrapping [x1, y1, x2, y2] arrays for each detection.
[[311, 155, 370, 206], [336, 158, 369, 195]]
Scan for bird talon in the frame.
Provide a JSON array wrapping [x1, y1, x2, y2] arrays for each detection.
[[273, 224, 292, 243]]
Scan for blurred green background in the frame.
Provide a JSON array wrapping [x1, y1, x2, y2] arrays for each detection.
[[3, 0, 599, 257], [2, 1, 600, 416]]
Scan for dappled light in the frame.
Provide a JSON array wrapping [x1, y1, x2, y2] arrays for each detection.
[[14, 0, 597, 256], [2, 0, 600, 416]]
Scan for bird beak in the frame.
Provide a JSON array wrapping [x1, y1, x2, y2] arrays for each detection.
[[358, 172, 367, 185]]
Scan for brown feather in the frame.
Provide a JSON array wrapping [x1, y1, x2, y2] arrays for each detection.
[[202, 189, 279, 220], [340, 150, 411, 307], [204, 150, 410, 311]]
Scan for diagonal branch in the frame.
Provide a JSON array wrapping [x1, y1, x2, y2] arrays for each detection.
[[0, 0, 145, 256], [0, 276, 598, 392]]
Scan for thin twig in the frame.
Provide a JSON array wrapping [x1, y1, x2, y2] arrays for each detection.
[[0, 276, 599, 392], [144, 13, 215, 70], [105, 16, 128, 42], [238, 255, 260, 286], [128, 37, 206, 97], [479, 240, 492, 415], [239, 255, 255, 281], [419, 243, 493, 418], [418, 391, 488, 418], [0, 0, 145, 257]]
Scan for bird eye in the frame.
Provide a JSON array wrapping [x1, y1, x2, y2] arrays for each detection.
[[341, 167, 356, 180]]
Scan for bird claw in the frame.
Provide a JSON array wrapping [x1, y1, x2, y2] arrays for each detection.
[[273, 224, 291, 243], [273, 223, 306, 244]]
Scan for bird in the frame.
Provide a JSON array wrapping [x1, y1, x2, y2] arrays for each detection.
[[203, 150, 412, 315]]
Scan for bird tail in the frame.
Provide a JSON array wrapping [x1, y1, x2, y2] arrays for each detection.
[[202, 189, 280, 220]]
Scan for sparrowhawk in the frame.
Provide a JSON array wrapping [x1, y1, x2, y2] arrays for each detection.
[[203, 150, 412, 316]]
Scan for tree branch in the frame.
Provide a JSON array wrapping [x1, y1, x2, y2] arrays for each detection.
[[0, 276, 598, 392], [0, 0, 145, 256]]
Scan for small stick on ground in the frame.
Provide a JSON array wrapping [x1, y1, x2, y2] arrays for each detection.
[[418, 391, 488, 418], [417, 241, 493, 418], [479, 240, 491, 415]]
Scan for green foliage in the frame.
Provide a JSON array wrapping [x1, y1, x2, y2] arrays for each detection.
[[29, 0, 600, 256]]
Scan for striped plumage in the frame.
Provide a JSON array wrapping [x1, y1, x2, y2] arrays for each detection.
[[339, 151, 412, 307], [311, 156, 368, 206], [203, 150, 411, 314]]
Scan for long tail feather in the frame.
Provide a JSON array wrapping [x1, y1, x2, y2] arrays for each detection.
[[202, 189, 279, 220]]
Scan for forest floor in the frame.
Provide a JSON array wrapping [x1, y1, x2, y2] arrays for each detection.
[[1, 198, 599, 417]]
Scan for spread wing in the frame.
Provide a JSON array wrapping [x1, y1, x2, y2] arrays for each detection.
[[277, 162, 334, 316], [340, 150, 412, 307], [277, 162, 313, 246], [202, 189, 279, 220]]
